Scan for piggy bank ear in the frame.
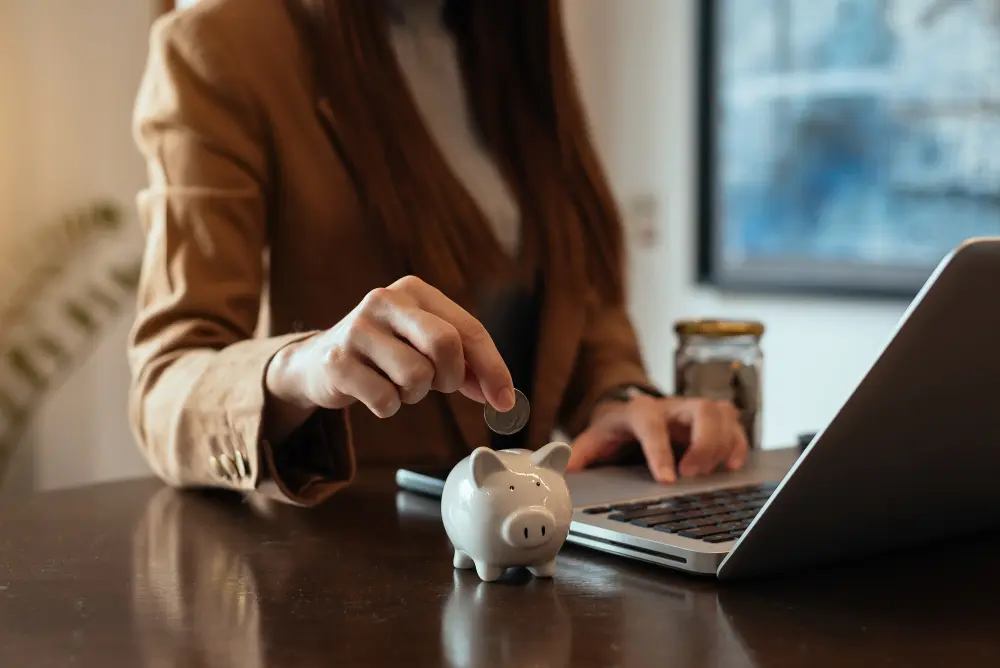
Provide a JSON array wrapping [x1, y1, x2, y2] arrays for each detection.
[[470, 447, 507, 488], [530, 441, 572, 474]]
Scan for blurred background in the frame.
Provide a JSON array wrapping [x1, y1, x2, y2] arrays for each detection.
[[1, 0, 997, 495]]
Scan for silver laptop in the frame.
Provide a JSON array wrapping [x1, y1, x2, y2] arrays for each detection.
[[566, 237, 1000, 580], [396, 238, 1000, 579]]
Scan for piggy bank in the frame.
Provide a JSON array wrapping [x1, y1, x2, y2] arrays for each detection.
[[441, 441, 573, 582]]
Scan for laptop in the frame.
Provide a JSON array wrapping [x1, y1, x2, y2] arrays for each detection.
[[397, 237, 1000, 580]]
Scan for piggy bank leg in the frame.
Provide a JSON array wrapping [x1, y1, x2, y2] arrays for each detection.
[[474, 560, 505, 582], [453, 550, 474, 569], [527, 559, 557, 578]]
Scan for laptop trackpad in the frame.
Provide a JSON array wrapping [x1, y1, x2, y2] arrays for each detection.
[[567, 466, 673, 507]]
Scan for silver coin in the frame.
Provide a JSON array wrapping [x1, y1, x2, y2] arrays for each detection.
[[484, 389, 530, 435]]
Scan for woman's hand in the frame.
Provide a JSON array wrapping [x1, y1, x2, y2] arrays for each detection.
[[266, 275, 515, 424], [566, 395, 749, 483]]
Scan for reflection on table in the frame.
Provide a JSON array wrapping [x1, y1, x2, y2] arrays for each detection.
[[1, 471, 999, 666]]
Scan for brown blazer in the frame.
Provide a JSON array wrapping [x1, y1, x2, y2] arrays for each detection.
[[128, 0, 652, 507]]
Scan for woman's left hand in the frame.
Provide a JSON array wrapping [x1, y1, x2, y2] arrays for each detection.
[[566, 395, 749, 483]]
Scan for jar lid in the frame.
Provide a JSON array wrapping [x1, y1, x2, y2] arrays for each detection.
[[674, 318, 765, 338]]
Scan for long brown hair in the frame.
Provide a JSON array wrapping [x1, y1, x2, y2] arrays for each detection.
[[299, 0, 625, 304]]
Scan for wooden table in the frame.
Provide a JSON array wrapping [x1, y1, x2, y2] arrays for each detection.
[[2, 468, 999, 667]]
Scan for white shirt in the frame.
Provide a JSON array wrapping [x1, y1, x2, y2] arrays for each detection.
[[387, 0, 522, 258]]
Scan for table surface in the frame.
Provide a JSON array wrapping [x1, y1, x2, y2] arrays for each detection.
[[2, 467, 1000, 668]]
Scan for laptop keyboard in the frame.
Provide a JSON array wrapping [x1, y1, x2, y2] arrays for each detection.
[[580, 482, 778, 544]]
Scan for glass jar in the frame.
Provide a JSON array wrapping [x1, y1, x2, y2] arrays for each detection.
[[674, 319, 764, 449]]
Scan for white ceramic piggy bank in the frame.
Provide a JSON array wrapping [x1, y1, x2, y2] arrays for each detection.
[[441, 441, 573, 582]]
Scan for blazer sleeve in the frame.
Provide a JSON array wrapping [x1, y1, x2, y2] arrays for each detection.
[[128, 13, 355, 506], [557, 290, 659, 438]]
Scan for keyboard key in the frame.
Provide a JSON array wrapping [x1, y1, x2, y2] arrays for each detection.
[[609, 501, 652, 512], [663, 517, 720, 531], [678, 525, 733, 539], [697, 504, 730, 515], [678, 521, 746, 539], [630, 513, 686, 528], [582, 506, 611, 515], [715, 521, 748, 533], [622, 503, 733, 527], [611, 501, 679, 521], [704, 530, 745, 544], [653, 520, 697, 533], [652, 523, 682, 534], [688, 493, 723, 504], [703, 534, 737, 544], [630, 511, 715, 528], [630, 516, 675, 528], [690, 516, 725, 528], [729, 500, 766, 511]]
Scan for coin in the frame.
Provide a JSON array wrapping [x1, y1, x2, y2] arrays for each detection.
[[484, 388, 530, 435]]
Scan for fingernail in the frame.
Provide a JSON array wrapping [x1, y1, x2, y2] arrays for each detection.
[[499, 388, 515, 410], [659, 468, 676, 483]]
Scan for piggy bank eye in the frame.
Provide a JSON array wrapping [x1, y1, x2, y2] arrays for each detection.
[[535, 481, 541, 487]]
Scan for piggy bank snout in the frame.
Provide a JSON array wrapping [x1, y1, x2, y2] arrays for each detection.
[[501, 507, 557, 549]]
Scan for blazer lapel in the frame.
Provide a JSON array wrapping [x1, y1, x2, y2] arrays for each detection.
[[528, 286, 585, 450]]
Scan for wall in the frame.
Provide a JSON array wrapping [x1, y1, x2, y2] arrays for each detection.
[[0, 3, 30, 257], [564, 0, 910, 448], [2, 0, 155, 491]]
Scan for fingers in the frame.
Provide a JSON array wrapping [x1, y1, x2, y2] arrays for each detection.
[[726, 418, 750, 472], [327, 277, 513, 419], [678, 400, 729, 477], [669, 399, 748, 477], [380, 302, 466, 395], [566, 396, 750, 483], [349, 324, 435, 405], [326, 354, 401, 418], [567, 399, 677, 482], [627, 398, 677, 483], [389, 275, 514, 412], [567, 421, 619, 472]]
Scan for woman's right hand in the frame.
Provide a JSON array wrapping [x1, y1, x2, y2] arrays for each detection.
[[266, 275, 516, 421]]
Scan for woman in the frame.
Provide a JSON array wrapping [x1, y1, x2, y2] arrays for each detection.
[[129, 0, 748, 506]]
